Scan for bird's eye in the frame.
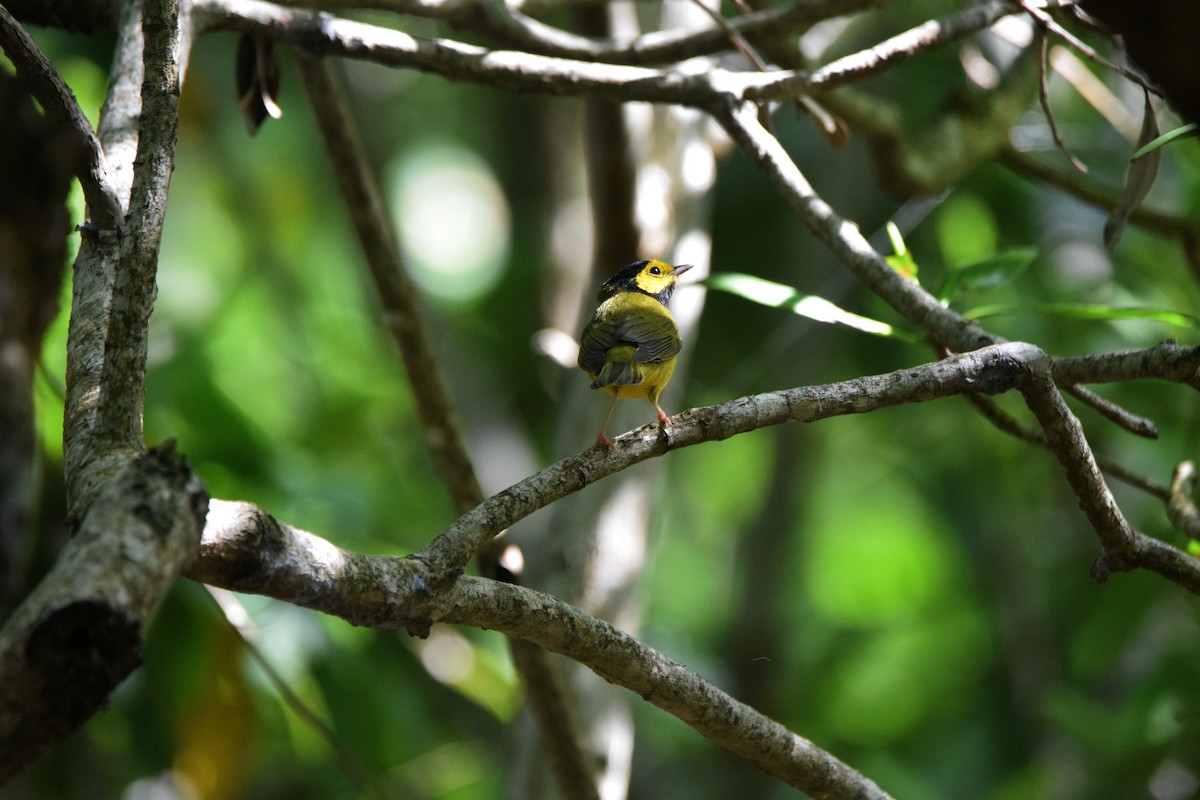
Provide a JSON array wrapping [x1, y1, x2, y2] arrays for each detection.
[[649, 266, 661, 275]]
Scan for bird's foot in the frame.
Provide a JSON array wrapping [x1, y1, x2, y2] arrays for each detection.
[[596, 432, 617, 452]]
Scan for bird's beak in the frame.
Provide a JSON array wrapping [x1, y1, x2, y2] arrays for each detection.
[[671, 264, 693, 277]]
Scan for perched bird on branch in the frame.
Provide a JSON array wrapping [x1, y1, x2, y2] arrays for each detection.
[[578, 259, 692, 450]]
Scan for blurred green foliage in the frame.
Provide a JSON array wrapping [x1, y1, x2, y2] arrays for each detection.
[[10, 3, 1200, 799]]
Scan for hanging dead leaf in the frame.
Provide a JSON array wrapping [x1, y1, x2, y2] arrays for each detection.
[[796, 96, 850, 148], [1104, 89, 1160, 249], [235, 35, 282, 135]]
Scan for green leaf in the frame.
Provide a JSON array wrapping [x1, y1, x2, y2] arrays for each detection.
[[938, 248, 1036, 301], [1132, 122, 1199, 160], [1105, 89, 1161, 249], [964, 302, 1200, 329], [884, 221, 919, 280], [704, 273, 916, 340]]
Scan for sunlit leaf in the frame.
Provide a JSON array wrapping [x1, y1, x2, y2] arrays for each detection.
[[704, 273, 914, 339], [1132, 122, 1198, 160], [884, 220, 919, 280], [1104, 90, 1160, 249], [938, 248, 1036, 300], [964, 302, 1200, 328]]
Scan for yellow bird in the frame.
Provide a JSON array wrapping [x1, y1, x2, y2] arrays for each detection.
[[577, 259, 692, 449]]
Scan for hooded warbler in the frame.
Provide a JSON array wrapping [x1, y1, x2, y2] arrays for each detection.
[[577, 259, 692, 450]]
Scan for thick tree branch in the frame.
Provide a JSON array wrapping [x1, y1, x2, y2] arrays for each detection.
[[0, 444, 207, 782], [185, 343, 1200, 792], [0, 1, 206, 781], [183, 340, 1200, 791], [1050, 341, 1200, 388], [1016, 356, 1200, 590], [94, 0, 183, 454], [189, 503, 890, 799], [443, 577, 890, 800], [192, 0, 1016, 110], [418, 342, 1200, 590], [1017, 353, 1138, 558], [193, 344, 1051, 622]]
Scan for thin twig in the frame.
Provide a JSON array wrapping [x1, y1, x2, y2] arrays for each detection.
[[1036, 28, 1088, 173], [204, 588, 390, 800], [749, 0, 1016, 101], [0, 4, 122, 228], [296, 56, 482, 515], [966, 392, 1169, 498], [1001, 146, 1200, 247], [1063, 383, 1157, 438], [296, 55, 599, 800], [1017, 0, 1160, 98]]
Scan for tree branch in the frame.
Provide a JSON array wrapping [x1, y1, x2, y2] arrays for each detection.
[[295, 53, 600, 800], [189, 501, 892, 799], [0, 3, 122, 229], [183, 340, 1200, 790], [94, 0, 183, 454], [0, 1, 206, 781], [202, 0, 876, 66], [1050, 341, 1200, 388], [0, 444, 207, 782], [714, 98, 996, 352], [745, 0, 1015, 101], [295, 55, 483, 516]]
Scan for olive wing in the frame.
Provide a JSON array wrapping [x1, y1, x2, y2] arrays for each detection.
[[617, 313, 682, 363], [578, 311, 680, 374]]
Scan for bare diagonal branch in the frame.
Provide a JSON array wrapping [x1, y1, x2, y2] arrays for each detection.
[[715, 99, 996, 352], [296, 55, 483, 515]]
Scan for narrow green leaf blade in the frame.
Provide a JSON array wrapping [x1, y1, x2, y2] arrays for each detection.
[[704, 273, 915, 340], [964, 302, 1200, 329], [884, 221, 919, 280], [1132, 122, 1199, 160]]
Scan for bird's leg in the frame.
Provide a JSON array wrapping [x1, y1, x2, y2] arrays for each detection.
[[654, 402, 670, 426], [654, 402, 675, 446], [595, 394, 620, 451]]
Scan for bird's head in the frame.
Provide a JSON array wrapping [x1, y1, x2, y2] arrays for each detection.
[[599, 259, 692, 304]]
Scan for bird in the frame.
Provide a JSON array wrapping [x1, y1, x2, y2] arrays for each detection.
[[577, 259, 692, 450]]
